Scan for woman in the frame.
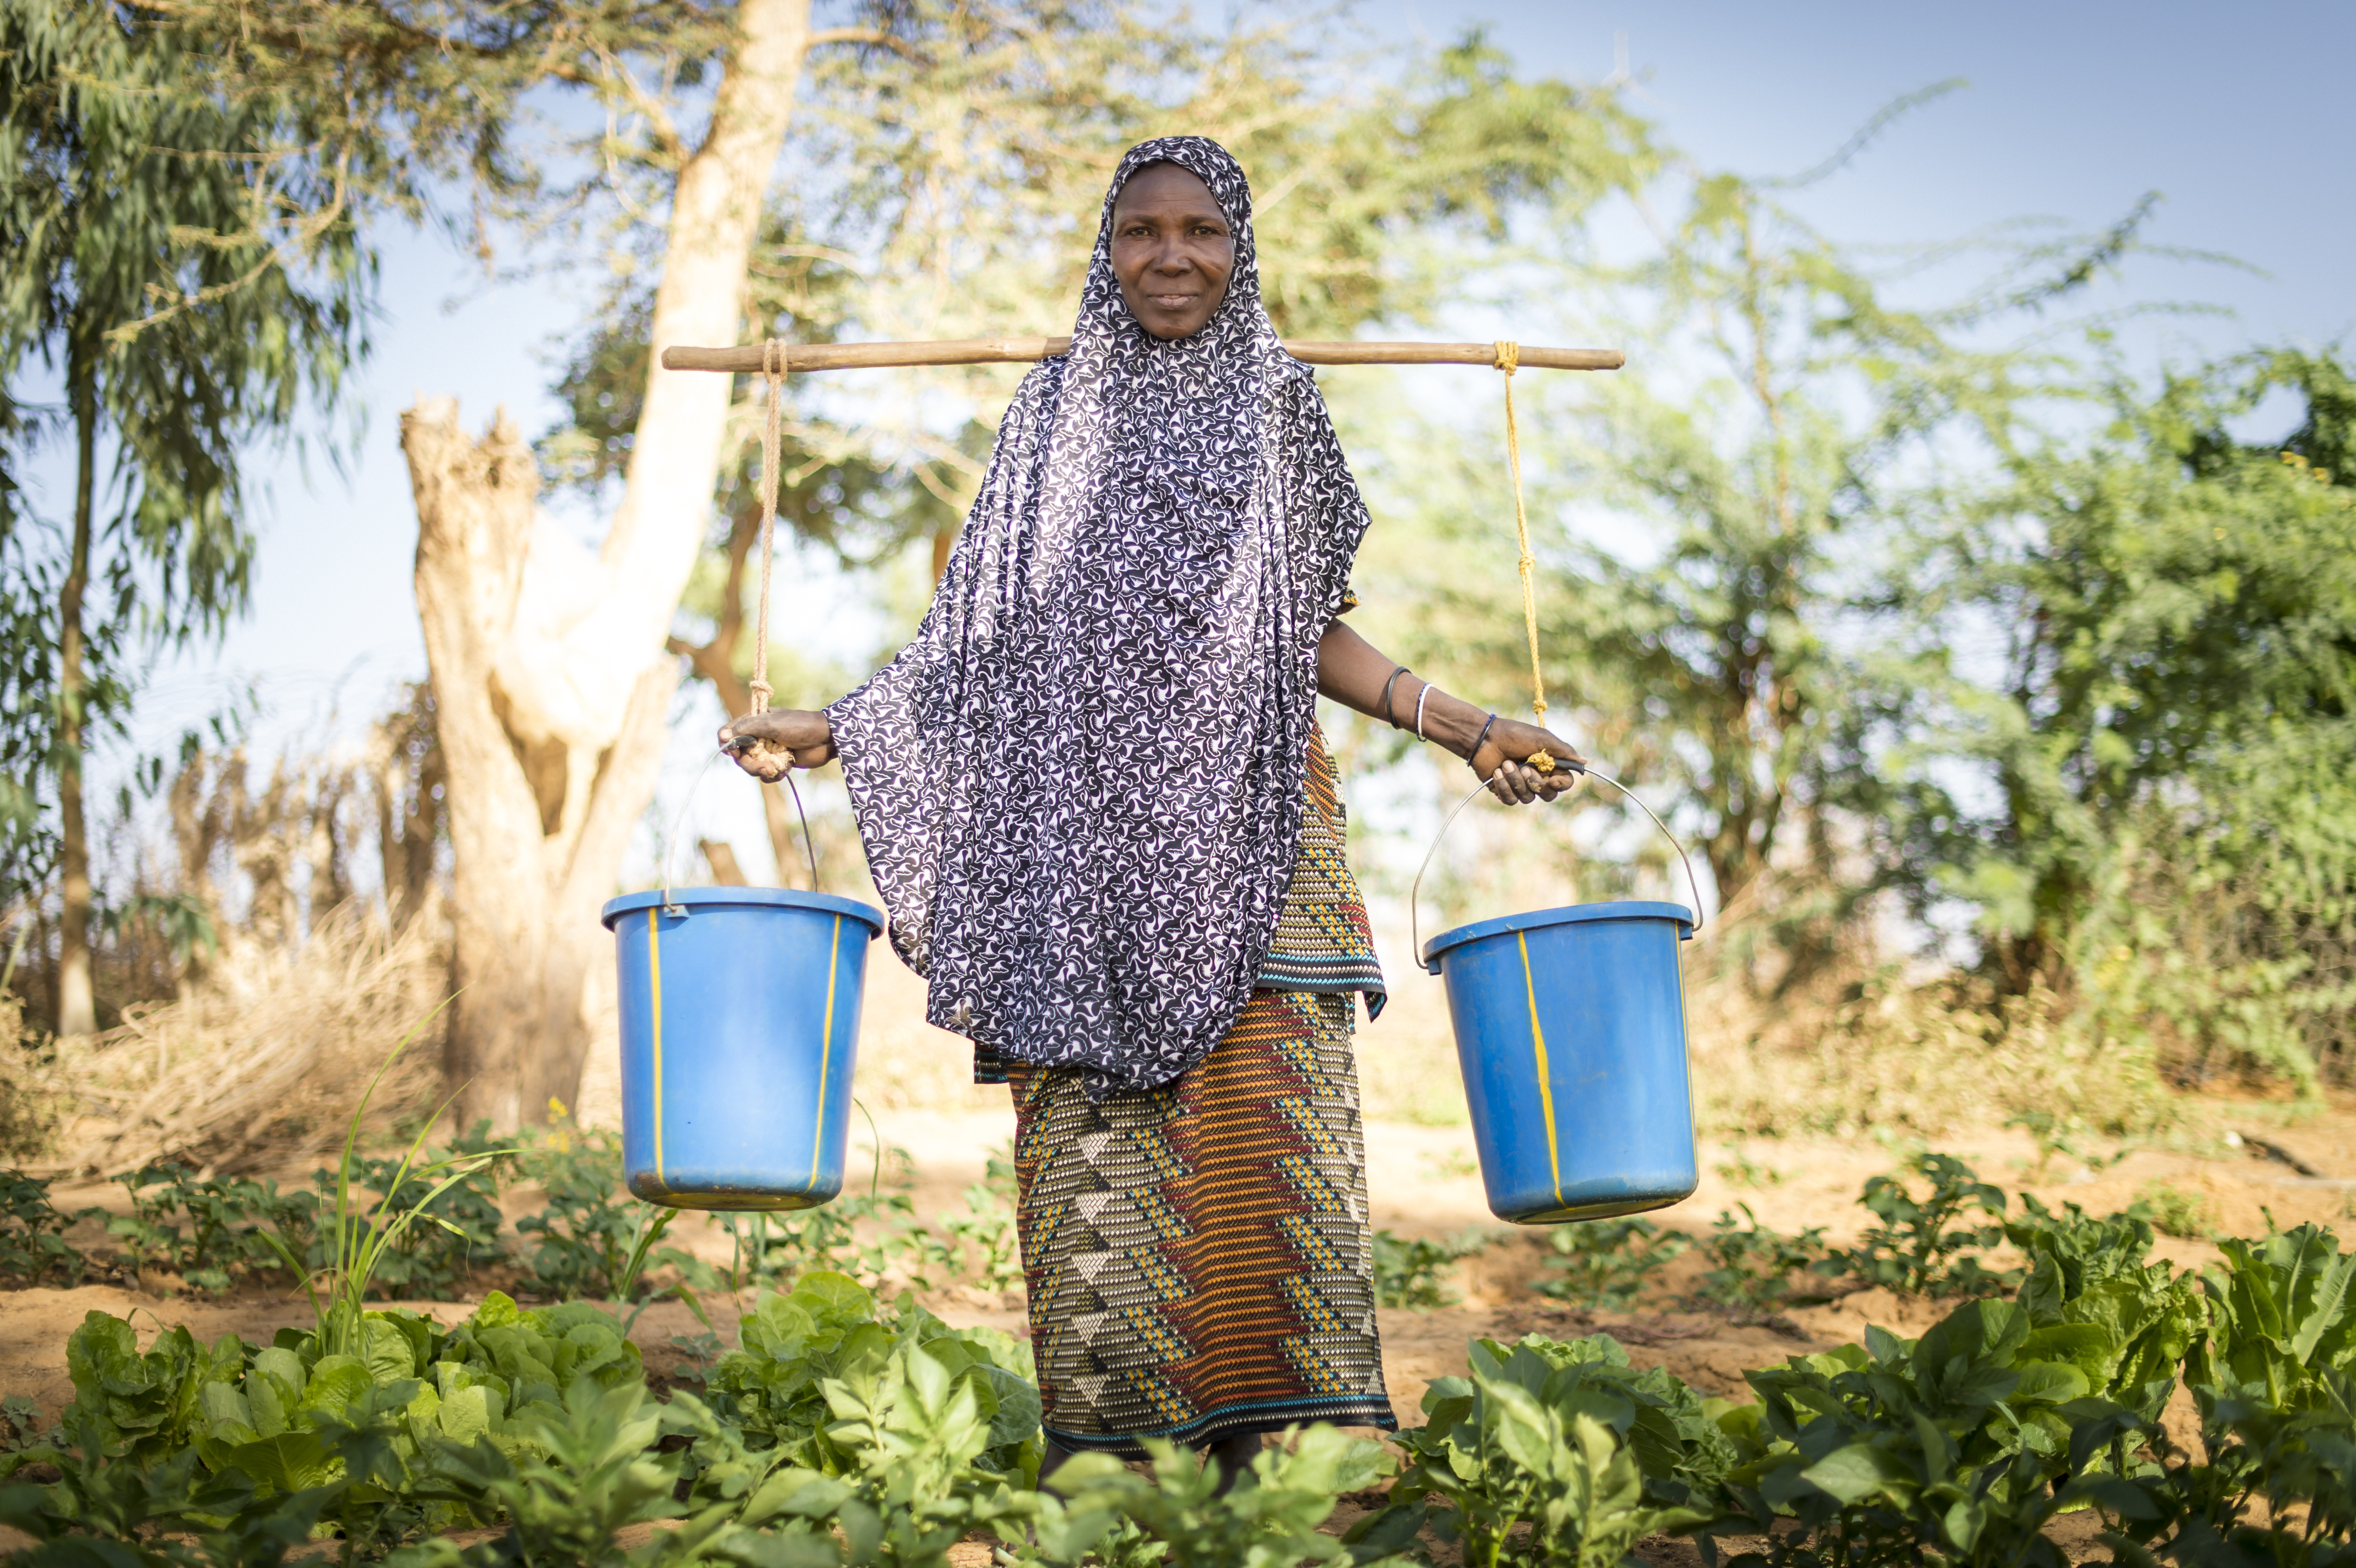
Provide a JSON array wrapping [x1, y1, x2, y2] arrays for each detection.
[[720, 137, 1580, 1481]]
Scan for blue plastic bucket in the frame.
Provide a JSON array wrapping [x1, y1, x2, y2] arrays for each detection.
[[601, 886, 884, 1210], [1420, 900, 1699, 1224]]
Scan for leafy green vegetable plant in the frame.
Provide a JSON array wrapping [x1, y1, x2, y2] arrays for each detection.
[[1823, 1152, 2018, 1297], [1536, 1216, 1690, 1308], [1385, 1335, 1717, 1567], [698, 1271, 1039, 1484], [1712, 1296, 2155, 1568], [108, 1162, 317, 1294], [0, 1168, 96, 1285], [1690, 1205, 1831, 1313], [1373, 1228, 1491, 1309], [389, 1378, 734, 1568], [1041, 1425, 1410, 1568]]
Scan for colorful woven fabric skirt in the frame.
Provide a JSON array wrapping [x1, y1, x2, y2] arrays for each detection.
[[1007, 990, 1396, 1454]]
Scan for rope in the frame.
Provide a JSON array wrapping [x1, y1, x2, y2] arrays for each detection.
[[1494, 341, 1555, 773], [747, 338, 785, 714]]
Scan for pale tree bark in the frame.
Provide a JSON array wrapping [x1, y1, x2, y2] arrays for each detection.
[[55, 350, 99, 1039], [403, 0, 816, 1132]]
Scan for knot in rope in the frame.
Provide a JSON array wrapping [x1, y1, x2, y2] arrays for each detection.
[[747, 337, 786, 715], [1492, 340, 1549, 732]]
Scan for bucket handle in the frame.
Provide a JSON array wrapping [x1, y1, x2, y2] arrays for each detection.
[[657, 750, 825, 916], [1410, 762, 1708, 970]]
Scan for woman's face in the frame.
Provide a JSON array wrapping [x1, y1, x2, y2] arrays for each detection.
[[1109, 163, 1235, 340]]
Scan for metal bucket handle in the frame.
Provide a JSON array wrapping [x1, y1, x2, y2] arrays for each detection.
[[1410, 761, 1708, 967], [658, 748, 826, 917]]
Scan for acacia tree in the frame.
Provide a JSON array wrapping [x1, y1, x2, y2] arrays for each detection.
[[0, 0, 365, 1035]]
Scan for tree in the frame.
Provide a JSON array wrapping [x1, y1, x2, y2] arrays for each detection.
[[1896, 349, 2356, 996], [0, 0, 365, 1034]]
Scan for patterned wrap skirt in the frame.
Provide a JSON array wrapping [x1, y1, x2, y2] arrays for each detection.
[[1001, 728, 1394, 1453], [1007, 991, 1395, 1451]]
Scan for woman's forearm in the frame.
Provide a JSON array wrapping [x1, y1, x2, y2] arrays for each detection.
[[1315, 619, 1582, 804], [1314, 621, 1490, 761]]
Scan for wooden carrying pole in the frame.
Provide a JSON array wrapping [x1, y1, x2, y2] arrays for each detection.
[[661, 338, 1624, 374]]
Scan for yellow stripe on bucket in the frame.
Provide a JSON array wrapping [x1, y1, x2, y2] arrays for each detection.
[[1517, 931, 1564, 1209], [646, 907, 666, 1181], [813, 915, 841, 1179]]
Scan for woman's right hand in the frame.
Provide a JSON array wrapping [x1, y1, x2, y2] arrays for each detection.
[[718, 708, 836, 781]]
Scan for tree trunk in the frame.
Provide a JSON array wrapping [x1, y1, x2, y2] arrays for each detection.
[[404, 0, 815, 1131], [55, 349, 98, 1039]]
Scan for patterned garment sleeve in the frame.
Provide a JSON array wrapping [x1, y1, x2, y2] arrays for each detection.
[[826, 362, 1062, 979]]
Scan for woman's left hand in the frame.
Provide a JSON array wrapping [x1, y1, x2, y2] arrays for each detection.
[[1472, 716, 1587, 806]]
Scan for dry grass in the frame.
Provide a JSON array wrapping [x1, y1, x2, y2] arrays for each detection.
[[1680, 894, 2183, 1143], [36, 903, 451, 1176]]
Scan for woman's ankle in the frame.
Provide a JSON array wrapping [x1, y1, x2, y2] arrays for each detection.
[[1203, 1430, 1261, 1493]]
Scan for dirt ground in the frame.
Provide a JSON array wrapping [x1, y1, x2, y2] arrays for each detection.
[[8, 1100, 2354, 1561]]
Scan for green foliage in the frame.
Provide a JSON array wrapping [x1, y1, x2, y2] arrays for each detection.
[[513, 1121, 673, 1304], [1385, 1334, 1720, 1566], [937, 1149, 1025, 1300], [388, 1379, 728, 1568], [2132, 1179, 2221, 1242], [1041, 1426, 1408, 1568], [697, 1272, 1038, 1487], [107, 1163, 316, 1294], [1372, 1228, 1491, 1310], [0, 1169, 95, 1285], [37, 1200, 2356, 1568], [1893, 348, 2356, 1049], [2190, 1223, 2356, 1415], [277, 1024, 506, 1358], [1716, 1299, 2152, 1568], [1691, 1205, 1832, 1312], [325, 1120, 510, 1300], [1536, 1215, 1691, 1307], [1825, 1152, 2019, 1297], [0, 0, 368, 904]]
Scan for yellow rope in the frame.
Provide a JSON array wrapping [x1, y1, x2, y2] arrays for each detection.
[[748, 338, 785, 715], [1495, 341, 1555, 772]]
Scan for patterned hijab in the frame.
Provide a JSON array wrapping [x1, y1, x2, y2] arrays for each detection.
[[826, 136, 1372, 1098]]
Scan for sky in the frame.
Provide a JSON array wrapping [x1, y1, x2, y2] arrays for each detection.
[[67, 0, 2356, 881]]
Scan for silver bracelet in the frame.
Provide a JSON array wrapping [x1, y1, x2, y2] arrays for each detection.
[[1414, 681, 1432, 740]]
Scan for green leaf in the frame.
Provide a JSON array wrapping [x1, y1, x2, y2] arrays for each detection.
[[1800, 1443, 1907, 1505], [298, 1358, 371, 1423], [362, 1316, 415, 1384], [252, 1346, 306, 1396], [791, 1269, 873, 1335], [198, 1380, 251, 1436], [223, 1429, 334, 1493], [472, 1290, 524, 1329], [2010, 1359, 2093, 1405], [436, 1383, 499, 1444]]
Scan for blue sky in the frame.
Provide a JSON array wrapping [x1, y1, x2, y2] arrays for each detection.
[[95, 0, 2356, 799]]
